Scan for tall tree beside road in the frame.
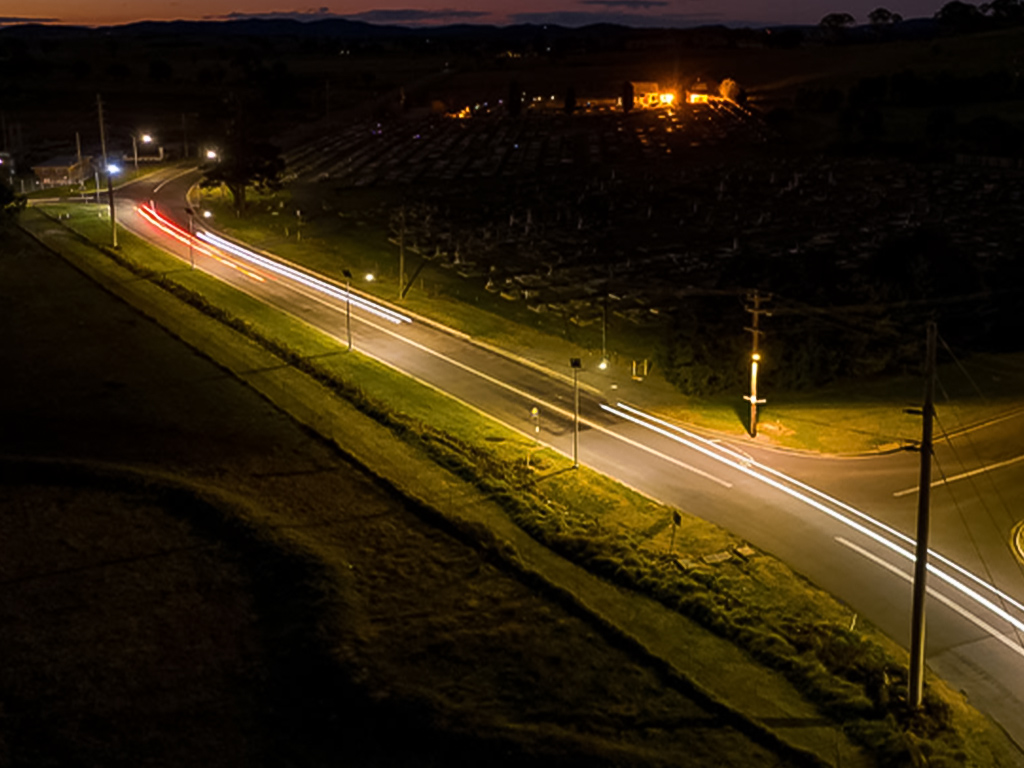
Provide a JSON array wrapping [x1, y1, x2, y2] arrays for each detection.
[[980, 0, 1024, 21], [935, 0, 985, 29], [820, 12, 856, 41], [868, 7, 904, 24], [201, 140, 284, 215], [621, 81, 634, 113], [200, 92, 285, 215]]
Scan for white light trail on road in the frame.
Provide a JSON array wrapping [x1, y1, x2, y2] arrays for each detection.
[[602, 402, 1024, 644], [837, 537, 1024, 660], [137, 204, 266, 282], [611, 402, 1024, 622], [198, 231, 412, 325]]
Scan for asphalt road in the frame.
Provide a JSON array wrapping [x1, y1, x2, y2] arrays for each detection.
[[113, 166, 1024, 755]]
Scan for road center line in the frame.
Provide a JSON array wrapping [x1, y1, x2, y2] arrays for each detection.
[[893, 453, 1024, 497]]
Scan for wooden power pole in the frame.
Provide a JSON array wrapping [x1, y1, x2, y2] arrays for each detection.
[[909, 321, 938, 709], [744, 290, 771, 437]]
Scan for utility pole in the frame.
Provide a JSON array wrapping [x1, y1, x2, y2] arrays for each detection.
[[398, 206, 406, 300], [743, 290, 771, 437], [909, 321, 938, 709], [570, 358, 582, 468], [106, 168, 118, 248], [343, 269, 353, 351], [600, 262, 610, 368], [96, 94, 108, 168], [185, 207, 196, 268], [182, 114, 189, 160]]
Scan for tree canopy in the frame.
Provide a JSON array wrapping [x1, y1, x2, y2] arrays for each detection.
[[621, 81, 634, 113], [820, 12, 856, 28], [935, 0, 985, 29], [868, 7, 904, 24], [201, 139, 284, 215]]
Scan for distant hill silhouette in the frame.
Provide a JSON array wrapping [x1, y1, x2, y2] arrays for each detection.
[[0, 16, 943, 48]]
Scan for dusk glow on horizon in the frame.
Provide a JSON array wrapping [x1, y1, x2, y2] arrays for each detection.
[[1, 0, 949, 30]]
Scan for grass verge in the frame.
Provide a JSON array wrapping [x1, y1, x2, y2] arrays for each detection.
[[23, 204, 1021, 767]]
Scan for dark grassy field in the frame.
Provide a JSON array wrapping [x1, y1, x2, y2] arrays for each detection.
[[0, 227, 798, 766]]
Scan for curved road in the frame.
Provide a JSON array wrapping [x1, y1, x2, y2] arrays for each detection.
[[112, 166, 1024, 755]]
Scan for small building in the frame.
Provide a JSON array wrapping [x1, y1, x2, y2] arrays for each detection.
[[629, 82, 675, 109], [631, 82, 662, 108], [31, 155, 93, 187]]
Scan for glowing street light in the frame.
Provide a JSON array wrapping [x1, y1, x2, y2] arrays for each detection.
[[106, 163, 120, 247], [132, 132, 153, 170], [744, 352, 766, 437], [205, 148, 218, 161], [365, 272, 375, 282]]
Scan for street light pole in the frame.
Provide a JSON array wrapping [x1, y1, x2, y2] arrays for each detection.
[[600, 291, 609, 369], [188, 211, 195, 268], [744, 353, 765, 437], [106, 164, 119, 248], [133, 133, 152, 171], [570, 358, 581, 468], [909, 321, 938, 709], [744, 290, 771, 437], [343, 269, 353, 351]]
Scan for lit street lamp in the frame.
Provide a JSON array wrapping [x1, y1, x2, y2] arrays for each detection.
[[744, 352, 766, 437], [106, 163, 120, 248], [570, 357, 582, 468], [132, 133, 152, 170]]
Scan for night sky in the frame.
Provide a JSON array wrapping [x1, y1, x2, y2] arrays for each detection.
[[1, 0, 947, 29]]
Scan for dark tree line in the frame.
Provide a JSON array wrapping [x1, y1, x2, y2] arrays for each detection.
[[821, 0, 1024, 33]]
